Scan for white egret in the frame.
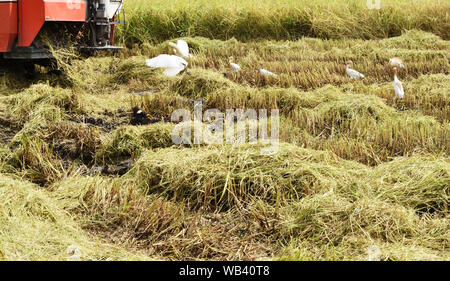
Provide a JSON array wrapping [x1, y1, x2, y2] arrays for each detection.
[[169, 40, 194, 59], [145, 54, 189, 77], [259, 63, 278, 78], [346, 60, 365, 79], [393, 67, 404, 99], [228, 56, 241, 71], [389, 57, 405, 69]]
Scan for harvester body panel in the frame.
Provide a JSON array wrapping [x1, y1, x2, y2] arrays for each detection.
[[0, 1, 18, 52], [18, 0, 87, 47]]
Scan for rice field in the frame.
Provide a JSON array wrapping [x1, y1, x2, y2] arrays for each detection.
[[0, 0, 448, 261]]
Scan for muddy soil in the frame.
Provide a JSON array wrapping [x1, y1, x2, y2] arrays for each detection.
[[0, 116, 19, 145]]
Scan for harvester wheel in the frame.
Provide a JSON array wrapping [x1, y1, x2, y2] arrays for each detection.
[[24, 62, 36, 80]]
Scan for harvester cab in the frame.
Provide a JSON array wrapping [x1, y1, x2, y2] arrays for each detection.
[[0, 0, 124, 62]]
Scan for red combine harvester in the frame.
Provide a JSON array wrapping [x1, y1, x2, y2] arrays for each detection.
[[0, 0, 123, 64]]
